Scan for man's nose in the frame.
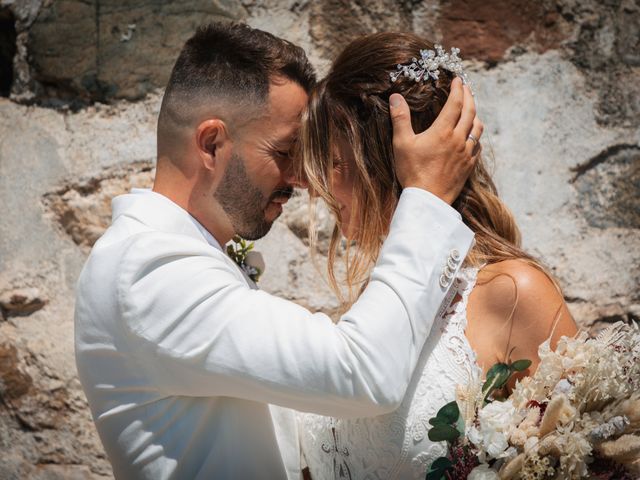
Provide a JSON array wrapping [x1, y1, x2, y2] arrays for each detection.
[[283, 160, 308, 189]]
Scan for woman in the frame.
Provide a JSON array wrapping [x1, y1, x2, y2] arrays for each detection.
[[297, 32, 578, 479]]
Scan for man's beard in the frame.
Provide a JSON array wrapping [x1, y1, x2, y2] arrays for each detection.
[[214, 152, 293, 240]]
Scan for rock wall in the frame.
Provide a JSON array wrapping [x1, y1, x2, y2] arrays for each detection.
[[0, 0, 638, 477]]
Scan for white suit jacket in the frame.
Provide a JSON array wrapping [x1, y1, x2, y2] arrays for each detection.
[[74, 187, 473, 479]]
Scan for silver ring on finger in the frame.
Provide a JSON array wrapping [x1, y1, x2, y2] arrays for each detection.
[[467, 133, 478, 146]]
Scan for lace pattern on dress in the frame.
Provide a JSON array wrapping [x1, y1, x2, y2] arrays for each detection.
[[298, 267, 482, 480]]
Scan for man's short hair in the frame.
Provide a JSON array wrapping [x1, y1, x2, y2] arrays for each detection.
[[158, 22, 316, 135]]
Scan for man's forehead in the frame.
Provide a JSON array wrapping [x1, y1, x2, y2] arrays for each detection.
[[266, 79, 308, 123], [249, 80, 306, 143]]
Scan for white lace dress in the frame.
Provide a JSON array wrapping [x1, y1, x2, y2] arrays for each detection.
[[298, 267, 482, 480]]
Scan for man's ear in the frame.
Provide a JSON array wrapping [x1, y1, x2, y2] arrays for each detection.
[[195, 119, 230, 171]]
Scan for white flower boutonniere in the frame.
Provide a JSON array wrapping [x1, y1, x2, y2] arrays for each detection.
[[226, 235, 265, 283]]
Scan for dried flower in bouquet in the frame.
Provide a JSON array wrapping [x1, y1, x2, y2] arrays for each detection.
[[425, 321, 640, 480]]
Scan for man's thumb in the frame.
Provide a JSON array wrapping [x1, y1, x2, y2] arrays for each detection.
[[389, 93, 414, 144]]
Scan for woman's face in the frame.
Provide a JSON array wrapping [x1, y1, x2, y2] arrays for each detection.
[[330, 138, 359, 239]]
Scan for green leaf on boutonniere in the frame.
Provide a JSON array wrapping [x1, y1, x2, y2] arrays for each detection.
[[227, 236, 263, 282], [426, 456, 453, 480], [428, 424, 460, 442]]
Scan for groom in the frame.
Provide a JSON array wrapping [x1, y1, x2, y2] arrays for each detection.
[[75, 22, 481, 479]]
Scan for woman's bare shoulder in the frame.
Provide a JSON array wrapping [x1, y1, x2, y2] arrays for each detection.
[[477, 259, 561, 303], [472, 259, 561, 320], [468, 258, 577, 373]]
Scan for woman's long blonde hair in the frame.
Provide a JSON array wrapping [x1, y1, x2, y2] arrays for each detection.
[[300, 32, 557, 310]]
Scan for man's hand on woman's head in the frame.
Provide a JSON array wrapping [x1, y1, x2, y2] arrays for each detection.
[[389, 77, 484, 204]]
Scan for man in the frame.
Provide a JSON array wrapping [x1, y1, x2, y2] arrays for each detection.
[[75, 22, 482, 479]]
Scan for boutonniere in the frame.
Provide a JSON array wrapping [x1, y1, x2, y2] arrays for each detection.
[[226, 235, 265, 283]]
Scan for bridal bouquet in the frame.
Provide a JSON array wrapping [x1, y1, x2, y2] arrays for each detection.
[[426, 321, 640, 480]]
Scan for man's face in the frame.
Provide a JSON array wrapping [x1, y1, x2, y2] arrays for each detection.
[[214, 79, 308, 240]]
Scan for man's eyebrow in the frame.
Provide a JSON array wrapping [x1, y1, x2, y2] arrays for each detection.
[[271, 130, 299, 149]]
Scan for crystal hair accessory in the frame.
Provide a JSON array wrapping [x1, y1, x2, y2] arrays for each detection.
[[390, 44, 469, 86]]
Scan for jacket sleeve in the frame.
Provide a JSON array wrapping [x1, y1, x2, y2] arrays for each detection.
[[117, 188, 474, 418]]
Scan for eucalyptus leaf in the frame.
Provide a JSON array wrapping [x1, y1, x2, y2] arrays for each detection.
[[483, 363, 511, 395], [429, 417, 447, 426], [436, 401, 459, 424], [431, 457, 453, 469], [425, 456, 452, 480], [511, 359, 532, 372], [425, 469, 444, 480], [428, 424, 460, 442]]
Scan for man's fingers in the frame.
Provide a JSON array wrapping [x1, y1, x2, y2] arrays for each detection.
[[465, 117, 484, 157], [431, 77, 464, 131], [454, 83, 476, 138], [389, 93, 415, 147]]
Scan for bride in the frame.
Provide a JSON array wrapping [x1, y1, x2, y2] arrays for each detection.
[[297, 32, 578, 480]]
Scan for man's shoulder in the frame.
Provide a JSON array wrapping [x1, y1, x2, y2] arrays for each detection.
[[93, 218, 225, 260], [81, 225, 234, 290]]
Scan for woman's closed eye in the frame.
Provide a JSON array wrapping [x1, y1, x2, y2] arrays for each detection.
[[333, 157, 348, 172]]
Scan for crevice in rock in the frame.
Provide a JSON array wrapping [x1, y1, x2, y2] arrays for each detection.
[[571, 144, 640, 229], [0, 289, 47, 321], [0, 7, 17, 97], [0, 344, 33, 403], [42, 160, 155, 249], [570, 143, 639, 182]]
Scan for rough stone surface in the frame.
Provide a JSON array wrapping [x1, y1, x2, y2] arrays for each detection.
[[309, 0, 415, 60], [18, 0, 244, 104], [0, 0, 638, 477], [470, 50, 639, 327], [439, 0, 568, 64], [573, 144, 640, 230], [557, 0, 640, 127], [43, 161, 155, 249]]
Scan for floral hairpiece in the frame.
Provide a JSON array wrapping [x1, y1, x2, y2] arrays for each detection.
[[390, 44, 469, 86]]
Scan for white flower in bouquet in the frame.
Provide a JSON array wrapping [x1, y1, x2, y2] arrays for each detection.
[[552, 378, 572, 396], [467, 463, 499, 480], [468, 426, 508, 459], [469, 400, 524, 458], [484, 400, 522, 431], [510, 408, 540, 448], [555, 428, 592, 479], [524, 436, 539, 453]]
